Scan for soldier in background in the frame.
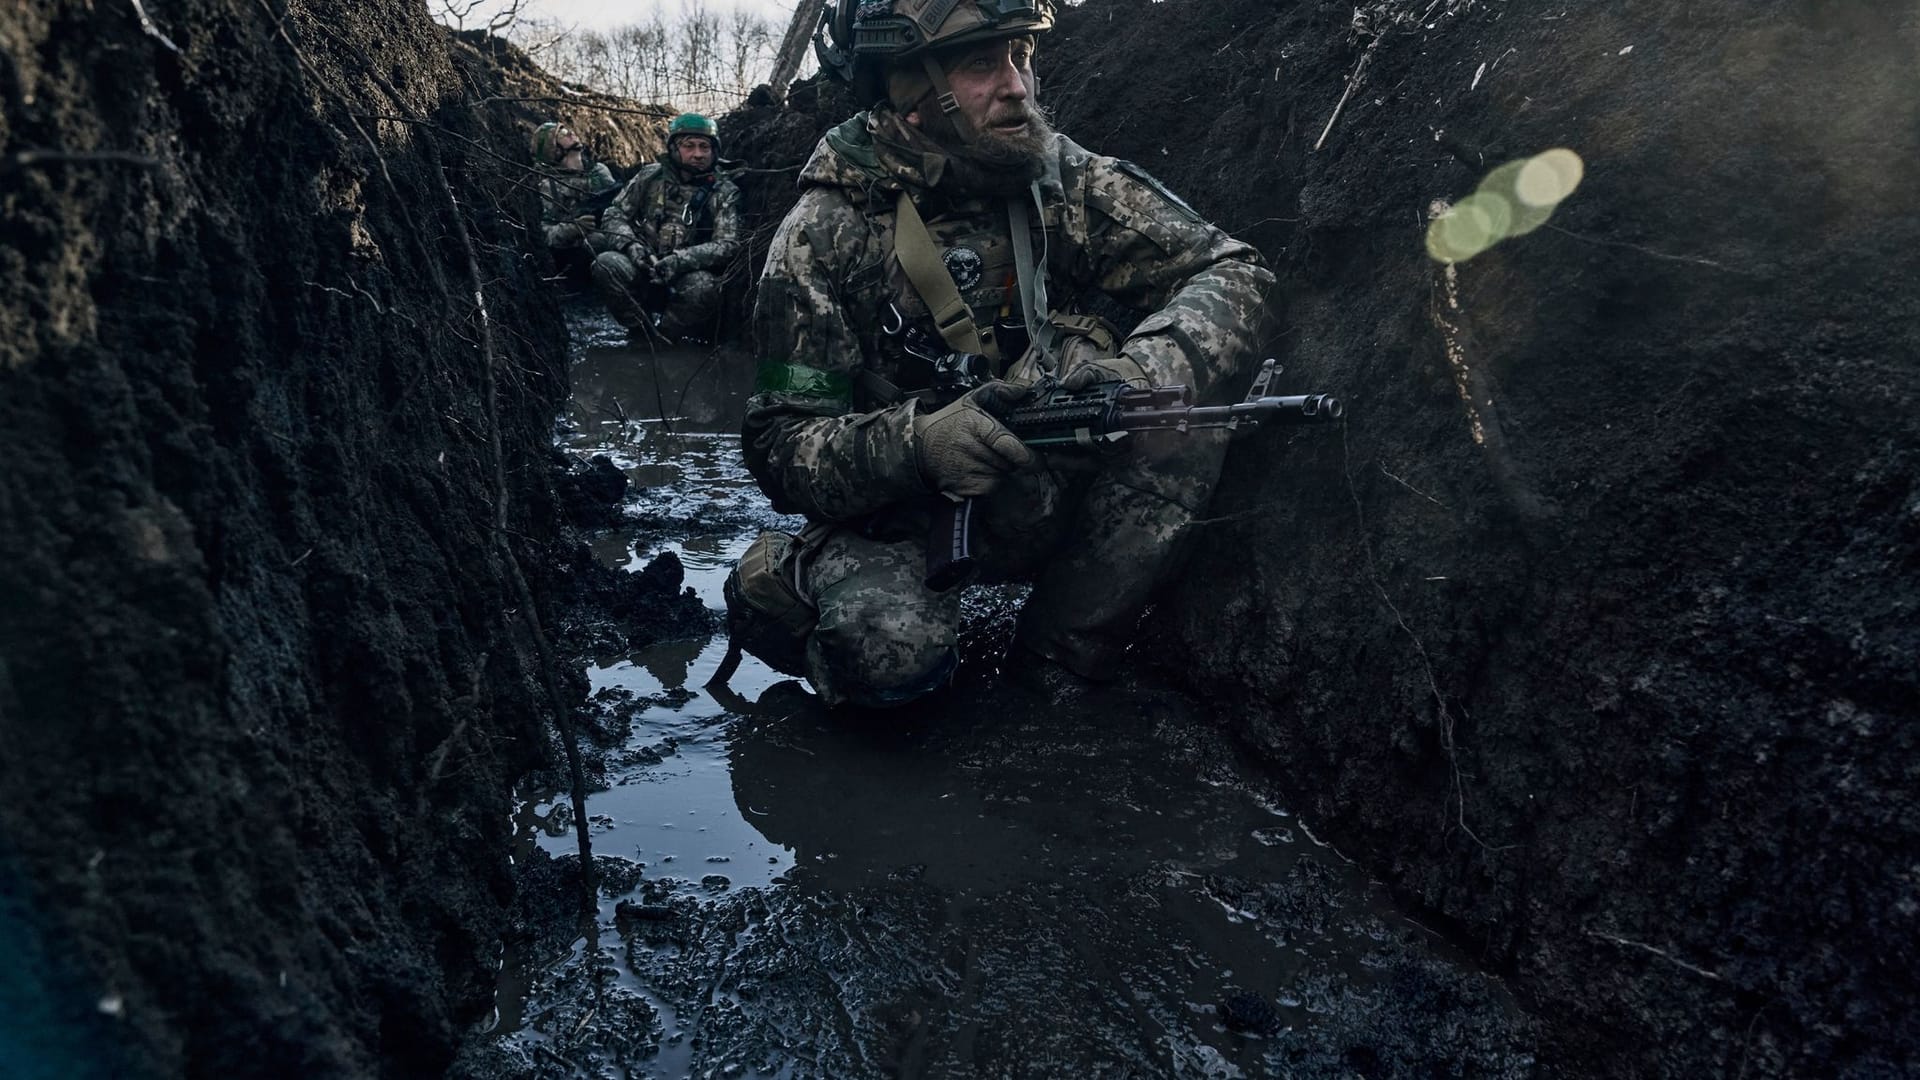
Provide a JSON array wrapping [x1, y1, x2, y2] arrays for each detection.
[[719, 0, 1274, 708], [591, 113, 743, 341], [530, 121, 618, 268]]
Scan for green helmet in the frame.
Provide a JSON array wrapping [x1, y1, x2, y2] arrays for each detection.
[[530, 121, 564, 164], [666, 112, 721, 155], [815, 0, 1055, 104]]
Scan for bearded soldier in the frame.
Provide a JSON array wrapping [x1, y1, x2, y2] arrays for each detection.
[[530, 121, 619, 265], [722, 0, 1274, 708], [591, 113, 743, 341]]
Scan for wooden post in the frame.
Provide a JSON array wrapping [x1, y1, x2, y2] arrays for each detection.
[[770, 0, 829, 99]]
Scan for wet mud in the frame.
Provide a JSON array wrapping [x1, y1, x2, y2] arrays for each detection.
[[455, 301, 1537, 1078], [5, 0, 1914, 1076]]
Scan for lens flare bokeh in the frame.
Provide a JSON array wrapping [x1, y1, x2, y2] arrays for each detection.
[[1427, 148, 1585, 263]]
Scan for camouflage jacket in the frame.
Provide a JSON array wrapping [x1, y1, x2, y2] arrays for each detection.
[[600, 155, 743, 271], [536, 160, 618, 225], [744, 112, 1275, 523]]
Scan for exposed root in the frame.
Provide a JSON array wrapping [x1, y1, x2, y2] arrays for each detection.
[[129, 0, 182, 54], [259, 0, 600, 907], [1586, 927, 1727, 983], [1378, 461, 1447, 507], [1342, 424, 1514, 854], [1314, 37, 1379, 152], [1544, 223, 1745, 273], [1429, 262, 1554, 524]]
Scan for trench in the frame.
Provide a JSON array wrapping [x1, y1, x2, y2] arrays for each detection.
[[465, 302, 1542, 1078]]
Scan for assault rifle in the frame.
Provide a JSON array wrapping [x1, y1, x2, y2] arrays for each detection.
[[924, 355, 1344, 591]]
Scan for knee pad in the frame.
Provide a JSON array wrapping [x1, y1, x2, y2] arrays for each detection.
[[809, 609, 957, 709]]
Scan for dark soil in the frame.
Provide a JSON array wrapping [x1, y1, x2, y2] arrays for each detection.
[[0, 2, 662, 1077], [725, 1, 1920, 1075], [5, 0, 1915, 1077], [1041, 1, 1919, 1076]]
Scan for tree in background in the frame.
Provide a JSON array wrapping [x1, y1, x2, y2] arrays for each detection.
[[452, 0, 782, 116]]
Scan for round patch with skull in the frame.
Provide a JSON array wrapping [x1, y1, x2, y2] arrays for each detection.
[[942, 246, 984, 291]]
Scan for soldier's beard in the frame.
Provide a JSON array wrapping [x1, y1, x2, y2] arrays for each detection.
[[964, 102, 1053, 172], [918, 103, 1055, 195]]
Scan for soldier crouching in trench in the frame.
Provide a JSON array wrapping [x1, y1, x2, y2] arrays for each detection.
[[591, 113, 744, 342], [531, 121, 619, 270], [716, 0, 1273, 709]]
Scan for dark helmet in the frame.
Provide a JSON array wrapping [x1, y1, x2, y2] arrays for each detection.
[[666, 112, 721, 155], [815, 0, 1055, 104]]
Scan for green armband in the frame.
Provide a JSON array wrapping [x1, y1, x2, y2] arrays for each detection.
[[755, 363, 852, 406]]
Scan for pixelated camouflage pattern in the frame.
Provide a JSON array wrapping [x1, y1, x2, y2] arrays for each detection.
[[591, 157, 742, 334], [740, 110, 1272, 692], [590, 251, 725, 337], [537, 160, 618, 249], [599, 157, 742, 270], [744, 112, 1272, 521], [801, 527, 962, 708]]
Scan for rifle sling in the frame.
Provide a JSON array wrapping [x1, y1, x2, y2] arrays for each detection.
[[893, 191, 985, 357]]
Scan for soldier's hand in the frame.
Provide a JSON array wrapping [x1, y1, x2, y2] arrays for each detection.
[[574, 213, 598, 230], [912, 382, 1034, 498], [650, 254, 685, 284], [1060, 353, 1152, 392]]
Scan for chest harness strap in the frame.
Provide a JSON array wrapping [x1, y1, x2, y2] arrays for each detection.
[[893, 191, 987, 357], [892, 182, 1066, 377], [1007, 182, 1061, 376]]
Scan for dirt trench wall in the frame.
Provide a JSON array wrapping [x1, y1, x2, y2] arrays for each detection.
[[1036, 0, 1917, 1074], [446, 31, 672, 182], [726, 0, 1917, 1073], [0, 3, 597, 1076]]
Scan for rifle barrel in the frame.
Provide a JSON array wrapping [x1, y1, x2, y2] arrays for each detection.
[[1118, 393, 1344, 431]]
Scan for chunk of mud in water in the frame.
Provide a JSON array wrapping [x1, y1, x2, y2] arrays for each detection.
[[554, 451, 630, 526], [594, 857, 645, 896], [614, 900, 677, 922], [700, 874, 732, 890], [1220, 990, 1283, 1035]]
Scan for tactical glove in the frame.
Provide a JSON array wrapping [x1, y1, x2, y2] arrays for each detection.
[[912, 382, 1034, 498], [1060, 352, 1152, 392], [651, 254, 686, 284]]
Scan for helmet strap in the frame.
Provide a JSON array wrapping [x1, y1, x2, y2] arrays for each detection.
[[920, 54, 977, 145]]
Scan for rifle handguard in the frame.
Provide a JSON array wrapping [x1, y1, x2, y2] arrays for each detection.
[[917, 357, 1342, 592]]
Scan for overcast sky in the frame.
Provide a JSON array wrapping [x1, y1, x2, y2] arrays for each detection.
[[441, 0, 806, 32]]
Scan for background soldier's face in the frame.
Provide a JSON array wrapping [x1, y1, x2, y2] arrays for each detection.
[[675, 136, 715, 171], [548, 126, 584, 170]]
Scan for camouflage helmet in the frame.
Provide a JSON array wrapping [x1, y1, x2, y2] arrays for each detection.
[[666, 112, 721, 155], [529, 121, 580, 164], [815, 0, 1055, 104]]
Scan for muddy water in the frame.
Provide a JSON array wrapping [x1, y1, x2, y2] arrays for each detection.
[[473, 307, 1538, 1078]]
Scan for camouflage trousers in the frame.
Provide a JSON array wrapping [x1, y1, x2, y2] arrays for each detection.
[[546, 225, 619, 275], [544, 222, 619, 253], [778, 429, 1229, 708], [590, 249, 722, 338]]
